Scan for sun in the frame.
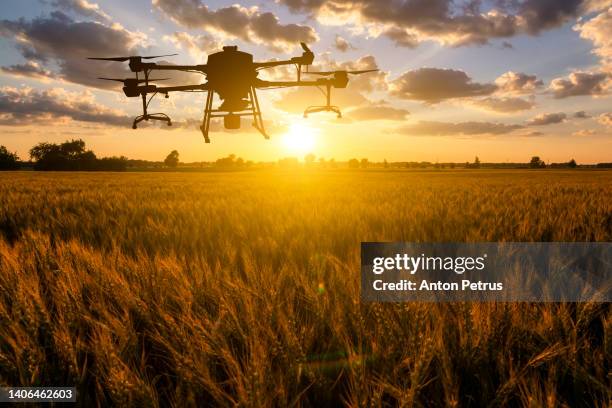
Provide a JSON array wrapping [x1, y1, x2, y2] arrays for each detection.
[[282, 123, 317, 154]]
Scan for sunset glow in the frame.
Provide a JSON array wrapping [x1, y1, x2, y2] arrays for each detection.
[[282, 123, 317, 154]]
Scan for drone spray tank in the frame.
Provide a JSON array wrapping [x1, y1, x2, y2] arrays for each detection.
[[205, 46, 258, 130]]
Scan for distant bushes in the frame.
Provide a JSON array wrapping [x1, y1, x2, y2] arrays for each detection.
[[29, 139, 127, 171]]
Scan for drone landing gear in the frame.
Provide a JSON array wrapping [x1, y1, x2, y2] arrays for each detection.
[[200, 86, 268, 143], [304, 106, 342, 118], [132, 114, 172, 129], [132, 93, 172, 129], [303, 84, 342, 119]]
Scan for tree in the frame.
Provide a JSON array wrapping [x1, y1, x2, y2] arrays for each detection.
[[360, 158, 369, 168], [28, 139, 125, 171], [164, 150, 179, 168], [30, 139, 97, 170], [529, 156, 546, 169], [0, 146, 19, 170], [348, 158, 360, 169], [473, 156, 481, 169], [568, 159, 577, 168]]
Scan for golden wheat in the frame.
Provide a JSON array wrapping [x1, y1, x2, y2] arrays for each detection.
[[0, 169, 610, 407]]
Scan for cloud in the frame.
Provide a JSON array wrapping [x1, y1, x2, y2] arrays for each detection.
[[0, 86, 130, 126], [346, 103, 409, 120], [572, 129, 596, 136], [549, 71, 610, 98], [50, 0, 111, 22], [390, 68, 496, 103], [334, 35, 353, 52], [495, 71, 543, 94], [163, 32, 221, 60], [396, 120, 523, 136], [0, 61, 56, 80], [471, 96, 535, 113], [152, 0, 318, 52], [574, 6, 611, 72], [598, 112, 612, 126], [278, 0, 589, 47], [0, 11, 146, 89], [526, 112, 567, 126], [574, 110, 590, 118], [382, 27, 419, 47]]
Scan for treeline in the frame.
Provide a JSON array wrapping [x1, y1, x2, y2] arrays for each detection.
[[0, 140, 128, 171], [1, 142, 611, 171]]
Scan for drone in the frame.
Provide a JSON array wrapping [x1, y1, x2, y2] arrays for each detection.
[[89, 43, 376, 143]]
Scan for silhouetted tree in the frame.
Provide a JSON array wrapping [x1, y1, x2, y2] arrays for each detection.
[[30, 139, 97, 170], [0, 146, 19, 170], [529, 156, 546, 168], [568, 159, 577, 168], [29, 139, 125, 171], [348, 158, 359, 169], [164, 150, 179, 168], [360, 158, 369, 168], [383, 159, 388, 168], [473, 156, 481, 168], [216, 154, 243, 168], [328, 158, 337, 168]]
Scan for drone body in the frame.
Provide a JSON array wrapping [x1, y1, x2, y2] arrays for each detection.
[[89, 44, 376, 143]]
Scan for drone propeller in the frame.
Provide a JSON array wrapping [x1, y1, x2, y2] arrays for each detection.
[[88, 53, 178, 62], [304, 69, 378, 76], [98, 77, 170, 83]]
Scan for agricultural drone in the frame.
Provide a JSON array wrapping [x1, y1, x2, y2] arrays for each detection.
[[89, 43, 376, 143]]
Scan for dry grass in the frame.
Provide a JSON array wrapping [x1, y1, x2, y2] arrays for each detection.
[[0, 169, 610, 407]]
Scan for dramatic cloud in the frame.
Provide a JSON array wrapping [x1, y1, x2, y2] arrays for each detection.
[[471, 96, 535, 113], [0, 86, 130, 126], [50, 0, 111, 22], [526, 112, 567, 126], [334, 35, 353, 52], [163, 32, 221, 60], [152, 0, 318, 52], [278, 0, 589, 47], [390, 68, 496, 103], [0, 11, 145, 89], [397, 120, 523, 136], [494, 71, 543, 94], [0, 61, 55, 80], [346, 103, 409, 121], [598, 112, 612, 126], [549, 71, 610, 98]]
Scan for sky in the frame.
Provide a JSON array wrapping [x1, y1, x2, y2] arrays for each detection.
[[0, 0, 611, 163]]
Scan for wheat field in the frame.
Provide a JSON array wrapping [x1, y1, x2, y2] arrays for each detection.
[[0, 169, 610, 407]]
